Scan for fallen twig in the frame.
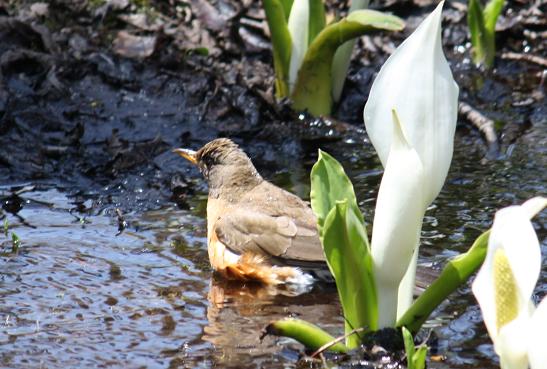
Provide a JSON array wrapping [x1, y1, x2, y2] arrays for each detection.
[[458, 101, 499, 158], [310, 327, 367, 358], [501, 52, 547, 67]]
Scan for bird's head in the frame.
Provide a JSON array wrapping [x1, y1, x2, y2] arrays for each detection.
[[173, 138, 262, 190]]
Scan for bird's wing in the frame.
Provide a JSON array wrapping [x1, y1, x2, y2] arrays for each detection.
[[213, 209, 325, 264]]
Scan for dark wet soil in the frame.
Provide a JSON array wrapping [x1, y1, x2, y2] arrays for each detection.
[[0, 0, 545, 368]]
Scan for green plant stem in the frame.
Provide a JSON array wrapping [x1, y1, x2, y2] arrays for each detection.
[[396, 230, 490, 334], [264, 318, 349, 353]]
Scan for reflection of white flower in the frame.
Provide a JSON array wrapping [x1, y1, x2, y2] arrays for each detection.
[[363, 1, 459, 327], [472, 197, 547, 369]]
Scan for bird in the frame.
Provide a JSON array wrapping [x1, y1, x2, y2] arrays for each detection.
[[173, 138, 328, 286]]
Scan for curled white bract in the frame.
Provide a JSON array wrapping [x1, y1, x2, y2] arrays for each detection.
[[472, 197, 547, 369], [363, 1, 458, 326], [364, 0, 458, 206]]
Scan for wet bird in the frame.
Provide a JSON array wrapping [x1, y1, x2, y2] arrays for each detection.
[[173, 138, 327, 285]]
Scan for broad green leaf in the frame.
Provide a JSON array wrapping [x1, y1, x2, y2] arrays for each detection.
[[263, 0, 292, 97], [310, 150, 364, 234], [264, 318, 348, 353], [310, 150, 375, 347], [292, 9, 404, 116], [308, 0, 326, 45], [331, 0, 369, 103], [397, 230, 490, 334], [322, 200, 377, 348]]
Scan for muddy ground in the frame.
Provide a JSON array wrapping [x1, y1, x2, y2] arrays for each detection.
[[0, 0, 545, 217]]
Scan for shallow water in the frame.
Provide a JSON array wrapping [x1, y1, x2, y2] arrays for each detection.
[[1, 118, 545, 369]]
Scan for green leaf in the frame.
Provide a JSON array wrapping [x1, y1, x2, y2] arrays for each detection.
[[3, 218, 8, 237], [322, 200, 377, 348], [263, 0, 292, 97], [467, 0, 486, 64], [310, 150, 376, 348], [292, 9, 404, 116], [310, 150, 364, 234], [413, 345, 428, 369], [482, 0, 505, 67], [402, 327, 416, 369], [397, 230, 490, 334], [403, 326, 428, 369], [264, 318, 349, 353], [308, 0, 326, 45], [468, 0, 504, 68], [279, 0, 293, 21], [11, 232, 20, 253], [484, 0, 506, 32]]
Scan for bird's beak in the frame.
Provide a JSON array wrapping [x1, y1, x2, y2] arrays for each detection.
[[173, 148, 198, 165]]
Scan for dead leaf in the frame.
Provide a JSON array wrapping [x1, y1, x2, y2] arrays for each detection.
[[30, 2, 49, 17], [118, 13, 166, 31], [112, 31, 157, 59], [107, 0, 129, 10], [191, 0, 227, 32]]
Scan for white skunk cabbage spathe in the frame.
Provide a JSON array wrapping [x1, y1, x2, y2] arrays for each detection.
[[472, 197, 547, 369], [370, 110, 426, 327], [363, 1, 458, 326], [364, 0, 458, 205], [287, 0, 309, 92]]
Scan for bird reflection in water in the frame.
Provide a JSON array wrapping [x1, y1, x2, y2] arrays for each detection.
[[202, 274, 342, 367]]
